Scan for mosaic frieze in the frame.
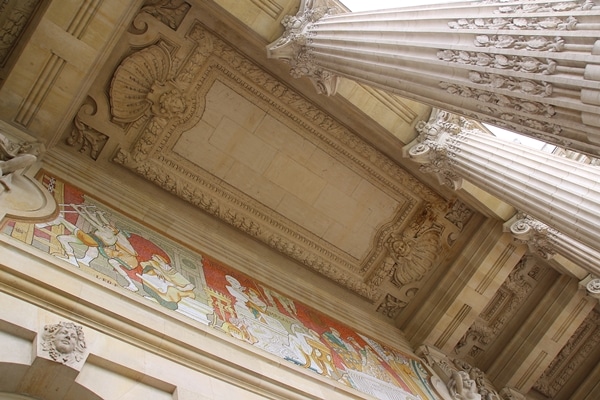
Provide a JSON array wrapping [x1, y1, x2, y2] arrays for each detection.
[[2, 174, 447, 400]]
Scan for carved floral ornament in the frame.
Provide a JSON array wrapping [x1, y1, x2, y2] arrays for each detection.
[[449, 16, 578, 31], [437, 50, 558, 75]]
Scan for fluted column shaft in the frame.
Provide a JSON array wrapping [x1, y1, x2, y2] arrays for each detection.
[[408, 109, 600, 273], [507, 215, 600, 276], [268, 0, 600, 156]]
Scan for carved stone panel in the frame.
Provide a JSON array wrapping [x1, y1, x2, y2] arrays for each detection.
[[453, 256, 549, 361], [533, 309, 600, 398], [72, 5, 468, 303], [0, 0, 40, 67]]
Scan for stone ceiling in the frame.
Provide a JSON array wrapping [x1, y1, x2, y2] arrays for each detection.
[[24, 0, 596, 397], [67, 2, 476, 319]]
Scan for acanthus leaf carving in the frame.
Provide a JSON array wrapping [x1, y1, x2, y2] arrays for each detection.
[[67, 102, 108, 160], [266, 1, 344, 95]]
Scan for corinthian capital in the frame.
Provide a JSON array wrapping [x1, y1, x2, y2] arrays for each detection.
[[406, 110, 470, 190], [506, 214, 558, 259], [267, 0, 342, 95]]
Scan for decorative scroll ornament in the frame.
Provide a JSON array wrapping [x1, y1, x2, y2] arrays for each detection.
[[266, 0, 343, 95], [581, 275, 600, 299], [586, 278, 600, 295], [508, 215, 558, 259], [445, 200, 473, 231], [376, 293, 407, 319], [41, 321, 87, 366], [498, 387, 526, 400], [67, 102, 108, 160]]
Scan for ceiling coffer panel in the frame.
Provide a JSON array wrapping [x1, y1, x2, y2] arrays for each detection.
[[87, 15, 465, 303]]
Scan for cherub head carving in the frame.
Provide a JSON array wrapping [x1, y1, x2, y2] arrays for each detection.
[[41, 321, 86, 365]]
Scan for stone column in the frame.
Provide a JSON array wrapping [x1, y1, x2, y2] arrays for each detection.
[[506, 214, 600, 277], [268, 0, 600, 156], [405, 109, 600, 274]]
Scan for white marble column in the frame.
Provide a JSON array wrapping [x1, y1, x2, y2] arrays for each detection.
[[407, 109, 600, 275], [506, 214, 600, 276], [268, 0, 600, 157]]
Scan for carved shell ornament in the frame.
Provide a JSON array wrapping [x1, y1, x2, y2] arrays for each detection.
[[110, 45, 181, 123]]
